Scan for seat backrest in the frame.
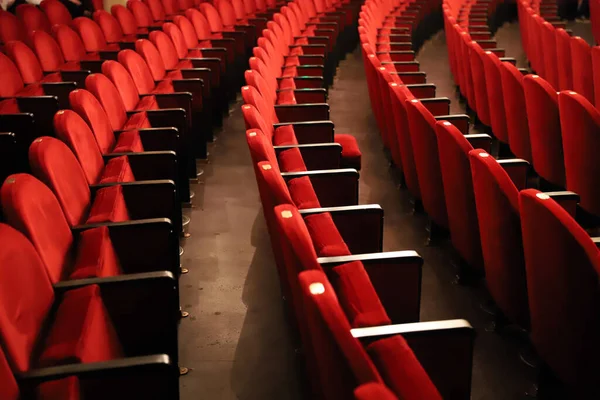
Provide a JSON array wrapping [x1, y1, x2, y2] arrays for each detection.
[[149, 30, 181, 70], [570, 36, 595, 104], [32, 30, 66, 72], [53, 24, 88, 62], [243, 69, 278, 110], [69, 89, 117, 154], [499, 61, 532, 162], [111, 4, 140, 35], [230, 0, 247, 20], [101, 60, 143, 111], [72, 16, 109, 52], [161, 0, 180, 15], [468, 41, 490, 126], [0, 223, 54, 373], [174, 14, 200, 48], [94, 10, 125, 43], [4, 40, 44, 85], [555, 28, 573, 91], [540, 21, 558, 89], [523, 75, 565, 187], [117, 49, 159, 95], [54, 110, 106, 185], [519, 189, 600, 388], [163, 22, 190, 59], [557, 91, 600, 216], [214, 0, 237, 26], [0, 10, 29, 46], [199, 3, 225, 32], [591, 46, 600, 108], [242, 0, 257, 15], [241, 103, 275, 138], [435, 121, 483, 271], [482, 51, 509, 144], [241, 85, 279, 125], [127, 0, 156, 27], [184, 9, 212, 39], [16, 4, 51, 35], [40, 0, 72, 26], [144, 0, 167, 22], [135, 38, 168, 81], [0, 173, 74, 285], [468, 150, 529, 328], [29, 136, 91, 227], [405, 99, 448, 228], [85, 73, 131, 132], [0, 53, 25, 98], [178, 0, 194, 11]]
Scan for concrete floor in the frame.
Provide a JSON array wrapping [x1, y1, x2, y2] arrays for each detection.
[[177, 20, 592, 400]]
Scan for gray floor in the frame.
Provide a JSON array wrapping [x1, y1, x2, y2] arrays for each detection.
[[178, 20, 591, 400]]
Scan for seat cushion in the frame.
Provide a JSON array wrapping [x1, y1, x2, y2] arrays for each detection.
[[278, 147, 306, 172], [38, 284, 123, 366], [59, 61, 81, 71], [136, 95, 160, 110], [86, 185, 130, 224], [70, 226, 124, 279], [152, 79, 175, 94], [278, 77, 296, 90], [335, 133, 362, 170], [273, 125, 298, 145], [123, 112, 152, 130], [100, 156, 136, 183], [37, 377, 81, 400], [166, 69, 183, 80], [304, 212, 351, 257], [40, 72, 63, 83], [287, 176, 321, 209], [112, 130, 144, 153], [367, 336, 442, 399], [0, 98, 20, 114], [276, 89, 297, 104], [329, 260, 392, 328], [17, 83, 45, 97]]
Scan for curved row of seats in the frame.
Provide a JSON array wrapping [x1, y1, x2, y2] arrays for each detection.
[[0, 0, 295, 398], [440, 0, 600, 397], [241, 0, 502, 398]]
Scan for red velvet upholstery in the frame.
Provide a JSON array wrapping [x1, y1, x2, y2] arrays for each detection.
[[468, 41, 491, 126], [4, 40, 58, 85], [32, 30, 73, 73], [519, 189, 600, 394], [557, 91, 600, 217], [405, 99, 448, 228], [72, 17, 119, 53], [354, 383, 399, 400], [468, 150, 529, 328], [435, 121, 483, 271], [540, 21, 559, 90], [0, 10, 28, 47], [117, 49, 167, 95], [53, 24, 94, 63], [102, 61, 157, 112], [40, 0, 72, 26], [112, 4, 146, 36], [591, 47, 600, 108], [570, 36, 594, 105], [16, 4, 51, 35], [288, 176, 321, 209], [94, 10, 130, 44], [278, 147, 307, 172], [499, 61, 532, 162], [482, 51, 509, 144], [304, 212, 351, 256], [128, 0, 160, 27], [70, 226, 124, 279], [523, 75, 565, 187], [555, 28, 573, 92], [39, 284, 123, 366], [100, 156, 137, 183], [86, 185, 131, 223]]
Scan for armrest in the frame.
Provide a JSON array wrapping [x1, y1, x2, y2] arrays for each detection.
[[433, 114, 470, 134], [281, 169, 359, 207], [116, 126, 179, 153], [59, 70, 90, 88], [464, 134, 492, 153], [289, 88, 327, 103], [518, 68, 529, 76], [40, 82, 76, 108], [277, 76, 324, 89], [377, 42, 412, 51], [54, 272, 179, 362], [419, 97, 450, 116], [377, 27, 410, 34], [275, 103, 329, 122], [178, 68, 211, 95], [406, 83, 436, 98], [172, 79, 204, 111], [392, 71, 426, 84], [381, 61, 420, 72], [285, 54, 326, 65], [289, 44, 327, 56], [98, 49, 119, 61], [72, 218, 179, 277], [102, 151, 177, 183], [148, 93, 192, 124], [499, 57, 517, 65], [497, 158, 530, 190], [352, 319, 475, 400], [487, 48, 505, 57], [90, 180, 177, 222], [274, 121, 334, 143], [18, 355, 178, 399], [79, 58, 105, 73], [320, 250, 423, 323], [301, 204, 383, 253], [376, 51, 415, 62], [275, 143, 341, 170], [184, 58, 221, 86], [144, 110, 187, 140], [545, 191, 580, 217], [290, 64, 325, 77]]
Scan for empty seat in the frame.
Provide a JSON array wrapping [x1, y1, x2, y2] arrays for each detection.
[[499, 61, 532, 161], [111, 4, 151, 37], [72, 17, 121, 54], [557, 91, 600, 218], [570, 36, 595, 104], [519, 189, 600, 397], [16, 4, 51, 35], [128, 0, 164, 28], [40, 0, 72, 26], [94, 9, 138, 45], [0, 10, 29, 46], [555, 28, 573, 91], [469, 150, 529, 328], [523, 75, 565, 187], [540, 21, 559, 89], [482, 50, 509, 145], [591, 46, 600, 108]]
